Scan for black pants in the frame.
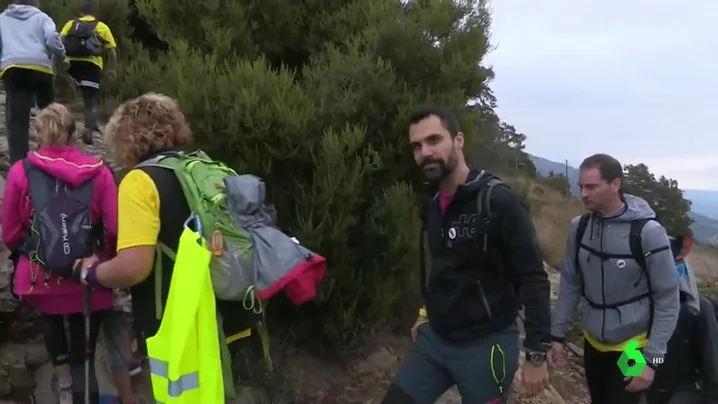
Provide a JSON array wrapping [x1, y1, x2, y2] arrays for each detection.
[[584, 339, 644, 404], [68, 61, 101, 131], [2, 67, 54, 164], [41, 312, 106, 404], [647, 390, 701, 404]]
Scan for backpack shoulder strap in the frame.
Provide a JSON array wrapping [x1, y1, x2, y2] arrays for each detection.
[[475, 177, 505, 223], [68, 18, 81, 34], [629, 218, 658, 338], [629, 218, 653, 271], [23, 159, 57, 208], [573, 213, 591, 271], [22, 158, 94, 208], [419, 193, 435, 293], [475, 175, 505, 252]]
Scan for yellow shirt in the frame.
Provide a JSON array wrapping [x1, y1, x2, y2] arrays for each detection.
[[60, 16, 117, 70], [117, 169, 252, 342], [117, 170, 160, 250], [584, 330, 648, 352], [0, 64, 53, 76]]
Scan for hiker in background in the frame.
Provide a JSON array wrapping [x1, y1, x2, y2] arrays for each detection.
[[548, 153, 679, 404], [101, 288, 142, 404], [382, 106, 552, 403], [646, 238, 718, 404], [0, 0, 69, 164], [60, 1, 117, 142], [1, 103, 118, 404], [71, 93, 326, 402]]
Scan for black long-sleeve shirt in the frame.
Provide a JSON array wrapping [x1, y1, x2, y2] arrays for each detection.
[[421, 170, 551, 350]]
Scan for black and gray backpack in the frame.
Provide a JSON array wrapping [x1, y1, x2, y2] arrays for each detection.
[[63, 19, 103, 57], [20, 159, 101, 278]]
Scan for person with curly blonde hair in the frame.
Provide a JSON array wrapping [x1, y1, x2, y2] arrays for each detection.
[[74, 93, 268, 402], [1, 102, 117, 404]]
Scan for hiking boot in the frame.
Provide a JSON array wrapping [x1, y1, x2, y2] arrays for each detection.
[[58, 383, 73, 404]]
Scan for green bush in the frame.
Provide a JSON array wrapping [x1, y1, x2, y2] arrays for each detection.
[[0, 0, 137, 101], [7, 0, 496, 350]]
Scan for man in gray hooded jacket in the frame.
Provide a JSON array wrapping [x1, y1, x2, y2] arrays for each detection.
[[0, 0, 68, 164], [547, 153, 679, 404]]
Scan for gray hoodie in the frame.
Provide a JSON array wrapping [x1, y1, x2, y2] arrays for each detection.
[[0, 4, 65, 72], [552, 194, 679, 364]]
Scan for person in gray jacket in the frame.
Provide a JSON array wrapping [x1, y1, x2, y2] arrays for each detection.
[[547, 153, 679, 404], [0, 0, 68, 164]]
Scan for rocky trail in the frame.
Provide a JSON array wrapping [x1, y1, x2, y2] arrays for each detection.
[[0, 88, 588, 403]]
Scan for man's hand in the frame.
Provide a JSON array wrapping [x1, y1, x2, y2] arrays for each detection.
[[624, 365, 655, 392], [521, 361, 550, 396], [61, 59, 71, 71], [410, 316, 428, 342], [72, 255, 99, 285], [106, 70, 117, 81], [547, 342, 568, 370]]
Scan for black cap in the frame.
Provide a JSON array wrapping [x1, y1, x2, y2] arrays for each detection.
[[80, 2, 94, 15]]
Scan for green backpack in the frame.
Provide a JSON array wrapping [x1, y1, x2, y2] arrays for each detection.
[[137, 150, 272, 397]]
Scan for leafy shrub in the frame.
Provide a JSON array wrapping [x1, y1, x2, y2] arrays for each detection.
[[6, 0, 498, 350]]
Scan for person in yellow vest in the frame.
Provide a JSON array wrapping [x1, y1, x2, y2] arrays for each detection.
[[548, 153, 679, 404], [60, 2, 117, 141], [0, 0, 69, 164], [72, 93, 267, 403]]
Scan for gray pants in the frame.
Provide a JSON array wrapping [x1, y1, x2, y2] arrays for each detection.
[[383, 324, 520, 403]]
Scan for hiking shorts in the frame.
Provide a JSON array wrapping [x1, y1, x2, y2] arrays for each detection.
[[101, 310, 129, 370], [68, 60, 102, 89], [384, 323, 520, 404]]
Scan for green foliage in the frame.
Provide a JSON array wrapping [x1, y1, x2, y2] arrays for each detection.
[[543, 171, 572, 196], [62, 0, 495, 350], [0, 0, 543, 353], [0, 0, 142, 103], [623, 164, 694, 237], [469, 104, 536, 176]]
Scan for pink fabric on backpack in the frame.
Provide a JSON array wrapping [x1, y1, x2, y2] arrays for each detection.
[[1, 147, 118, 315]]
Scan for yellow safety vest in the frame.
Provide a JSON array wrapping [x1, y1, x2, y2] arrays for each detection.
[[146, 227, 224, 403]]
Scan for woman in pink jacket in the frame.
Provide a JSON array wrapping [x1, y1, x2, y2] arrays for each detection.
[[1, 103, 117, 404]]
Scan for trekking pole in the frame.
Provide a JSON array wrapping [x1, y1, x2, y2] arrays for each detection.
[[81, 224, 94, 404]]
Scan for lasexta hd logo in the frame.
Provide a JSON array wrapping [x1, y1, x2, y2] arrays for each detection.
[[617, 340, 663, 376]]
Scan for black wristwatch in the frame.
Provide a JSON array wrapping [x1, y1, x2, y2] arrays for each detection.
[[525, 350, 547, 366]]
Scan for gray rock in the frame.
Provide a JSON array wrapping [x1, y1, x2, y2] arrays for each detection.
[[23, 343, 49, 368], [32, 362, 55, 404], [0, 367, 10, 396]]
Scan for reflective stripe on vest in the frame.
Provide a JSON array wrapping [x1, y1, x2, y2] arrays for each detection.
[[149, 358, 199, 397], [146, 225, 224, 403]]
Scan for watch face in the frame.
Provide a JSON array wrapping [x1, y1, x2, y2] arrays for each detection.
[[527, 351, 546, 364]]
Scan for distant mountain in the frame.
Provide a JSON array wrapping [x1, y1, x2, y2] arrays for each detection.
[[688, 211, 718, 246], [529, 155, 580, 195], [529, 155, 718, 246], [683, 189, 718, 220]]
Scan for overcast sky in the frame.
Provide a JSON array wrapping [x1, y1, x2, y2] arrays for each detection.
[[484, 0, 718, 190]]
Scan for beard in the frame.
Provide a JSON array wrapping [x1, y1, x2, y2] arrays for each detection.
[[420, 150, 458, 182]]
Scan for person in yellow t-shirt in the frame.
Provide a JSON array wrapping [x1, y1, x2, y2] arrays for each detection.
[[60, 2, 117, 140], [73, 93, 269, 401]]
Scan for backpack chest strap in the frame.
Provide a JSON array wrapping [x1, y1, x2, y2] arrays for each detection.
[[578, 244, 636, 261]]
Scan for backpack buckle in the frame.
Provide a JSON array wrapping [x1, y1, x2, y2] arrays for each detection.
[[183, 213, 203, 235]]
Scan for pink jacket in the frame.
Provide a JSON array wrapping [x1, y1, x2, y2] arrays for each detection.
[[1, 147, 118, 315]]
